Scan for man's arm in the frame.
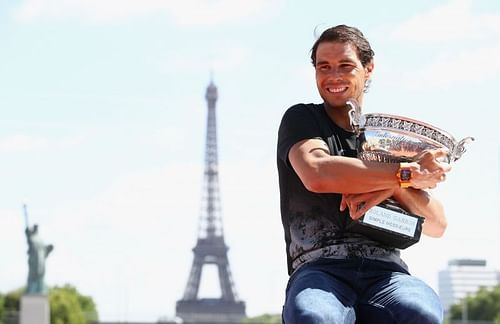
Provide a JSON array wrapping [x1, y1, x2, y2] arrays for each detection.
[[392, 188, 447, 237], [289, 138, 401, 193], [289, 138, 450, 194], [289, 138, 450, 237], [340, 188, 447, 237]]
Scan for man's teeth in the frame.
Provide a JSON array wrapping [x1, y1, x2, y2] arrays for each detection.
[[327, 87, 346, 93]]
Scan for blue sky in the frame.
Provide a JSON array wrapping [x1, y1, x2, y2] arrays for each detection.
[[1, 0, 499, 321]]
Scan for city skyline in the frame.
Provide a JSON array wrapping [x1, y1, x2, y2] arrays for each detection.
[[438, 258, 500, 314], [1, 0, 499, 321]]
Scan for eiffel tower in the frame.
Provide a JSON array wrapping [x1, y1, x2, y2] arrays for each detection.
[[176, 79, 246, 324]]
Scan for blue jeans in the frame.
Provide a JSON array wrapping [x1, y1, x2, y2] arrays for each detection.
[[283, 257, 443, 324]]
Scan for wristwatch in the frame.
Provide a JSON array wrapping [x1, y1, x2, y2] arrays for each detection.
[[396, 162, 412, 188]]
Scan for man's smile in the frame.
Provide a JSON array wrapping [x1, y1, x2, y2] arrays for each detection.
[[326, 86, 347, 93]]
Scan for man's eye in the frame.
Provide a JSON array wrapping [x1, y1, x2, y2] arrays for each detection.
[[318, 65, 329, 71], [340, 64, 354, 71]]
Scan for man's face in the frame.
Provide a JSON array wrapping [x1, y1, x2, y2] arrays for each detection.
[[314, 41, 373, 108]]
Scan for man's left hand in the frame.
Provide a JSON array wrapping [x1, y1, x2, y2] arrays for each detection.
[[340, 188, 395, 220]]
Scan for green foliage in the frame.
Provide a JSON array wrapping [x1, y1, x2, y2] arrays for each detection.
[[449, 285, 500, 321], [243, 313, 281, 324], [0, 284, 98, 324], [50, 287, 84, 324], [0, 288, 22, 324], [49, 285, 98, 324], [0, 293, 4, 324], [3, 289, 22, 311]]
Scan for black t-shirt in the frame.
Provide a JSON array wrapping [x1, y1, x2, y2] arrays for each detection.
[[277, 103, 406, 275]]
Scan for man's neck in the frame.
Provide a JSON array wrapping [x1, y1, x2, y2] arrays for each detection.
[[324, 102, 354, 132]]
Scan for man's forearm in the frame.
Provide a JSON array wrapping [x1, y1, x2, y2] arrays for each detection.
[[303, 154, 401, 193], [392, 188, 447, 237]]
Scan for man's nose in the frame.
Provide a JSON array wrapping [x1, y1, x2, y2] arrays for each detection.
[[326, 67, 343, 80]]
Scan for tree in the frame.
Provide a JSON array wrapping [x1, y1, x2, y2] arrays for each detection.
[[0, 284, 98, 324], [449, 285, 500, 321], [1, 288, 23, 324], [0, 293, 4, 324], [2, 289, 22, 312], [49, 285, 98, 324], [243, 313, 281, 324]]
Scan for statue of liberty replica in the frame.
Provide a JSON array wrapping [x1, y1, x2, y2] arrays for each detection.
[[20, 204, 53, 324]]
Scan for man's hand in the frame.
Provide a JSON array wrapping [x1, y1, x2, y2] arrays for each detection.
[[409, 148, 452, 189], [340, 188, 395, 220]]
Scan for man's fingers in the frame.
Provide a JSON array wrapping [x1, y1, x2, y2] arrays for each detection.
[[340, 195, 347, 212], [433, 148, 450, 158], [415, 148, 450, 165], [343, 189, 395, 220]]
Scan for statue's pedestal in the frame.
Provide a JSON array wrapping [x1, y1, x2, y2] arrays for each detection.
[[20, 295, 50, 324]]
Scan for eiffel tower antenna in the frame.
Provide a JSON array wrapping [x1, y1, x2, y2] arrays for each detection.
[[176, 77, 246, 323]]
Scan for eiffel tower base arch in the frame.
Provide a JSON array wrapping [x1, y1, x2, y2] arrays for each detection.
[[176, 299, 246, 323]]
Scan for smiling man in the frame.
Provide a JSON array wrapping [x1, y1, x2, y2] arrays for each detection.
[[277, 25, 450, 323]]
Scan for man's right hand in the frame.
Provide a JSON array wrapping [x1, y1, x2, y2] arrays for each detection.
[[407, 148, 451, 189]]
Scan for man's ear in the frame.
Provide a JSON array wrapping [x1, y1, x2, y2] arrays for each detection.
[[365, 61, 374, 78]]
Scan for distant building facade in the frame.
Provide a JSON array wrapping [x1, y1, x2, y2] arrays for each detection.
[[438, 259, 500, 313]]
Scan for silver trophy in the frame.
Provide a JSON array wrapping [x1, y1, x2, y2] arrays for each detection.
[[346, 99, 474, 248]]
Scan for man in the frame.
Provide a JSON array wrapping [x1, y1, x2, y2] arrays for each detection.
[[277, 25, 450, 323]]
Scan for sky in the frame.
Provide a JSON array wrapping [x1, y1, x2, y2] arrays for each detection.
[[1, 0, 499, 321]]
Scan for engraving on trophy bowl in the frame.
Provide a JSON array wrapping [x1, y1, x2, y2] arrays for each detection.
[[359, 129, 444, 163]]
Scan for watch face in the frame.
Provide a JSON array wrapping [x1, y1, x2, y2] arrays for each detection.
[[400, 168, 412, 181]]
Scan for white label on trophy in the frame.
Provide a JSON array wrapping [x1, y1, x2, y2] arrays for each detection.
[[363, 206, 418, 237]]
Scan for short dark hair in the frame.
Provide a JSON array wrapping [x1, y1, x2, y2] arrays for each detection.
[[310, 24, 375, 67]]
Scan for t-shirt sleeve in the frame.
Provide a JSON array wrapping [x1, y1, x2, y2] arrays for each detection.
[[277, 104, 323, 168]]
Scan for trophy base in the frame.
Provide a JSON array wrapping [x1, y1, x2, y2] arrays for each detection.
[[346, 203, 424, 249]]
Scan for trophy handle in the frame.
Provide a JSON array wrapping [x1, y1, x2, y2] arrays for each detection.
[[346, 98, 362, 135], [451, 136, 474, 162]]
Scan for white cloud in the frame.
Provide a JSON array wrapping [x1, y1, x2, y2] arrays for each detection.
[[12, 0, 285, 25], [0, 134, 85, 152], [158, 46, 251, 75], [406, 44, 500, 89], [164, 0, 283, 27], [392, 0, 500, 42], [378, 0, 500, 89], [0, 134, 49, 151]]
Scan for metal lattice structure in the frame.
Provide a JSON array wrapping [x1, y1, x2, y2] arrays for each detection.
[[176, 80, 246, 324]]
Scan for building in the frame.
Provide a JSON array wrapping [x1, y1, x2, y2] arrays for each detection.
[[438, 259, 500, 313]]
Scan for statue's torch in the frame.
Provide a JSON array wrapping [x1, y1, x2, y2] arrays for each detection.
[[23, 204, 29, 229]]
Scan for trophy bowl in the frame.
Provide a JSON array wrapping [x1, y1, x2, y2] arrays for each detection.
[[358, 113, 473, 164], [346, 100, 474, 249]]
